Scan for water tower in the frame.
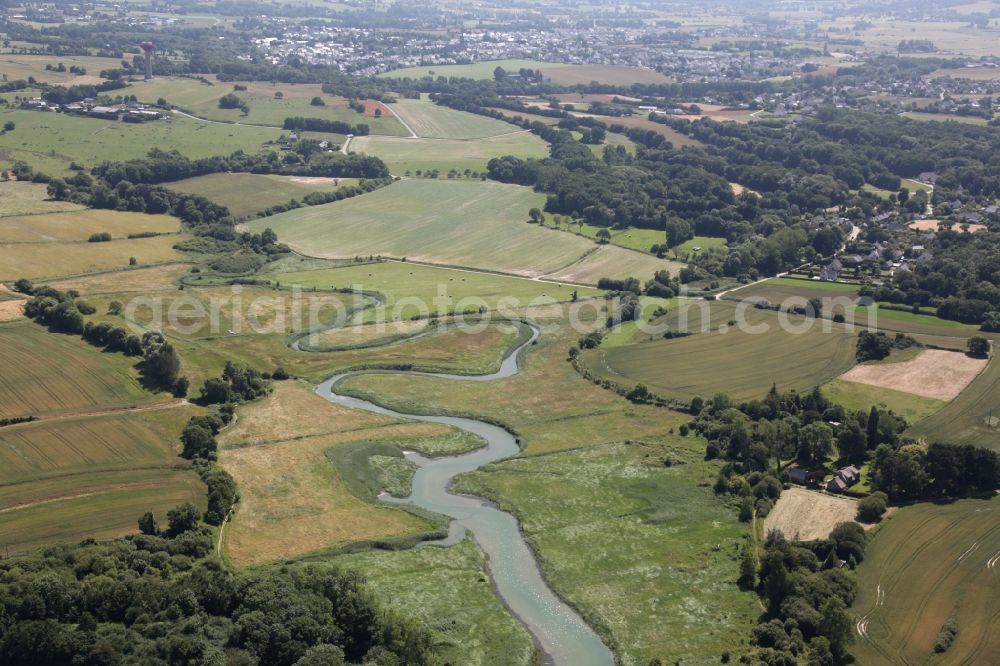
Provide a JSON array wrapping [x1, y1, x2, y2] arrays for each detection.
[[140, 42, 155, 80]]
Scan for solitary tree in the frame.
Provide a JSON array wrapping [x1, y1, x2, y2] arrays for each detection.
[[493, 66, 507, 81], [138, 511, 159, 536], [528, 207, 544, 224]]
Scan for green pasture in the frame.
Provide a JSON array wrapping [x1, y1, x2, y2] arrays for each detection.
[[583, 302, 858, 402], [822, 378, 946, 424], [242, 179, 605, 278], [389, 97, 520, 139], [348, 132, 548, 176], [0, 109, 281, 174], [379, 59, 563, 81], [128, 77, 409, 135], [261, 260, 596, 319], [165, 172, 359, 219], [334, 538, 536, 665], [454, 440, 757, 665]]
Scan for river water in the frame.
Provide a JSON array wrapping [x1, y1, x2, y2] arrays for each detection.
[[313, 324, 614, 666]]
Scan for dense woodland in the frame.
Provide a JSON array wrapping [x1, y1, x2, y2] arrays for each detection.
[[0, 535, 433, 665]]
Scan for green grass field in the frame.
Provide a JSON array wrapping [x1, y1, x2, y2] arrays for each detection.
[[0, 209, 179, 242], [852, 497, 1000, 665], [542, 243, 685, 283], [901, 111, 989, 125], [0, 320, 168, 419], [583, 303, 858, 402], [453, 441, 757, 665], [0, 54, 124, 85], [389, 97, 520, 139], [261, 260, 596, 318], [329, 312, 756, 662], [128, 77, 409, 135], [822, 378, 946, 424], [381, 60, 670, 86], [242, 179, 605, 277], [380, 59, 564, 81], [906, 355, 1000, 450], [333, 537, 537, 665], [0, 109, 281, 174], [728, 276, 861, 304], [164, 173, 359, 219], [348, 132, 548, 175]]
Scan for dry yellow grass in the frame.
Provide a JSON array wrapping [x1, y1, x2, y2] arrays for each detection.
[[309, 319, 430, 347], [0, 297, 25, 321], [219, 383, 462, 565], [44, 263, 190, 294], [219, 380, 395, 448], [764, 487, 860, 541], [0, 210, 179, 242], [0, 181, 83, 217], [221, 425, 439, 566], [0, 235, 186, 280], [908, 219, 987, 233], [839, 349, 987, 401]]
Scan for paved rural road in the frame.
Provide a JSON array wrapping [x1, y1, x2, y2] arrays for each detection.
[[313, 324, 615, 666]]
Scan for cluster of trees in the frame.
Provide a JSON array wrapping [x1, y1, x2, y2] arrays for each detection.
[[862, 232, 1000, 328], [869, 442, 999, 500], [199, 361, 272, 406], [91, 148, 389, 188], [698, 386, 907, 519], [0, 524, 433, 664], [283, 116, 370, 135], [743, 526, 866, 664], [19, 282, 188, 396], [855, 330, 918, 362]]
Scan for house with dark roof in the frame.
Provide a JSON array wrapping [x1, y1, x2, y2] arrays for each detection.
[[826, 466, 861, 493], [789, 468, 824, 486]]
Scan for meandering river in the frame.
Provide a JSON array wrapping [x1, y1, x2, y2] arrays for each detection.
[[313, 324, 614, 666]]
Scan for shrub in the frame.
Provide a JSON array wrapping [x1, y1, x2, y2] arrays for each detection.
[[856, 492, 887, 522], [88, 232, 112, 242]]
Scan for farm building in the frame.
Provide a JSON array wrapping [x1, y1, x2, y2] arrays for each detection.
[[788, 468, 824, 486], [826, 465, 861, 493]]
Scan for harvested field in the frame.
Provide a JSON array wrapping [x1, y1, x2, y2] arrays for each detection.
[[839, 349, 986, 401], [0, 234, 186, 280], [0, 297, 25, 321], [0, 209, 179, 242], [44, 263, 189, 294], [219, 381, 394, 449], [764, 487, 859, 541], [0, 321, 162, 419], [908, 218, 987, 233], [0, 181, 83, 217]]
